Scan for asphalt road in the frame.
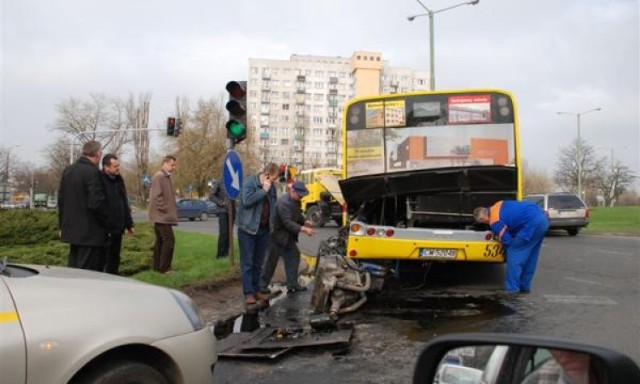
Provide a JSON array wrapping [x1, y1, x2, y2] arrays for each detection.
[[134, 213, 640, 381]]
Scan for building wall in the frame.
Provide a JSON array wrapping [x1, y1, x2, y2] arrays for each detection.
[[247, 51, 429, 170]]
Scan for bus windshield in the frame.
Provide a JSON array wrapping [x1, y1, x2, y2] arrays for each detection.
[[344, 92, 516, 178]]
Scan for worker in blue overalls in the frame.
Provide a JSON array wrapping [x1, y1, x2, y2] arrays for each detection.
[[474, 200, 549, 294]]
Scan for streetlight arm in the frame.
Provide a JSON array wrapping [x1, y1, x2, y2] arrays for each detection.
[[433, 1, 479, 15]]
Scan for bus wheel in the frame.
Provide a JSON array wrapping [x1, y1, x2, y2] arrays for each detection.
[[307, 206, 325, 228]]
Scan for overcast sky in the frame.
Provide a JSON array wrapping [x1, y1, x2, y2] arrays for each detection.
[[2, 0, 638, 182]]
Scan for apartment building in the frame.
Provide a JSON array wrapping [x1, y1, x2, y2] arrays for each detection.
[[248, 51, 429, 169]]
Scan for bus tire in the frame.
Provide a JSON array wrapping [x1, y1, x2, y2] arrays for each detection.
[[307, 205, 325, 228]]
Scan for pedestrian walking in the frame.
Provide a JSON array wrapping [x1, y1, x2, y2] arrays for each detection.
[[474, 200, 549, 293], [260, 181, 315, 294], [101, 154, 134, 275], [58, 140, 108, 271], [148, 155, 178, 274], [235, 163, 280, 305], [209, 180, 230, 258]]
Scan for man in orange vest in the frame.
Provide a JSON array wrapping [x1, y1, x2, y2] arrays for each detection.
[[474, 200, 549, 294]]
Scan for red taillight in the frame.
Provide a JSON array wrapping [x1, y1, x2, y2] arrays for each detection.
[[366, 228, 376, 236], [349, 249, 357, 257], [385, 229, 395, 237], [485, 233, 493, 241], [585, 209, 590, 219], [350, 223, 361, 232]]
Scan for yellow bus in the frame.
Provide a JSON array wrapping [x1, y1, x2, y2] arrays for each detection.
[[340, 89, 521, 281]]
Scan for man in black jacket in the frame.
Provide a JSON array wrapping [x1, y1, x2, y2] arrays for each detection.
[[259, 181, 315, 294], [101, 154, 134, 274], [58, 140, 108, 271], [209, 180, 229, 259]]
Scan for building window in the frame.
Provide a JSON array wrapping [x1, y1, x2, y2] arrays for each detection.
[[313, 116, 323, 124], [282, 92, 290, 99], [250, 90, 257, 97], [315, 82, 324, 89], [282, 104, 290, 110], [251, 67, 259, 74], [315, 70, 324, 77]]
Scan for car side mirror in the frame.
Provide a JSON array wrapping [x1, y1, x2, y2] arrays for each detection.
[[413, 333, 640, 384]]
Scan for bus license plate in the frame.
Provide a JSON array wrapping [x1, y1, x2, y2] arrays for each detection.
[[419, 248, 457, 259]]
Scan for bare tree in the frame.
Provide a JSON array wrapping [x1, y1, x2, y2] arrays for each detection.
[[553, 138, 604, 194], [126, 93, 152, 206], [592, 159, 636, 206], [54, 93, 131, 160], [45, 137, 73, 185], [171, 97, 227, 197], [522, 160, 554, 195]]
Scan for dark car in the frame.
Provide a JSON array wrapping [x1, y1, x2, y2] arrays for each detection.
[[203, 200, 219, 216], [524, 193, 589, 236], [177, 199, 209, 221]]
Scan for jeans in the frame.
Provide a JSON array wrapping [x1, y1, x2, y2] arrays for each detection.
[[238, 226, 270, 296], [260, 241, 301, 290]]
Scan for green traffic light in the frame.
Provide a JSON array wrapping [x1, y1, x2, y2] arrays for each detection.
[[227, 120, 246, 137]]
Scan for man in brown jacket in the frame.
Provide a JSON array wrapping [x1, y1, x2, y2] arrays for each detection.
[[148, 155, 178, 273]]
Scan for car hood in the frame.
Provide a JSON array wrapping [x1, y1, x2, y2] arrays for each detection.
[[2, 264, 196, 344]]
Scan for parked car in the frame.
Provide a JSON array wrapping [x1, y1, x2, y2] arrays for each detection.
[[524, 193, 589, 236], [203, 199, 219, 216], [0, 262, 217, 384], [413, 333, 640, 384], [176, 199, 209, 221]]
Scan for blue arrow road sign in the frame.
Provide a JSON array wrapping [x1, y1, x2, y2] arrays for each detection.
[[223, 150, 243, 200]]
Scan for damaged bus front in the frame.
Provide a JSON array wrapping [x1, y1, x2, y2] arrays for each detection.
[[338, 89, 521, 288]]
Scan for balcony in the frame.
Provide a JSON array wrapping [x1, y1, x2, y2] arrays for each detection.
[[297, 75, 306, 82], [259, 132, 269, 140], [329, 76, 338, 84], [294, 134, 304, 140], [295, 95, 306, 104], [296, 87, 306, 94], [262, 72, 271, 80], [329, 89, 338, 95], [328, 99, 338, 108]]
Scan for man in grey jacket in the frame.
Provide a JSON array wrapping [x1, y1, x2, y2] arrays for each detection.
[[148, 155, 178, 274], [260, 181, 315, 294]]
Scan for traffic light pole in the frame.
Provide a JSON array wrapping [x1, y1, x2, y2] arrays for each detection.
[[68, 128, 164, 164]]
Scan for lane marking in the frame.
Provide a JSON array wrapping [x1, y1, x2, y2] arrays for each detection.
[[543, 295, 617, 305], [564, 277, 612, 287], [593, 250, 634, 256]]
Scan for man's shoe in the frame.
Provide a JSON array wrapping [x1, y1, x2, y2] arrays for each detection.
[[287, 285, 307, 294], [255, 292, 270, 301], [245, 295, 257, 305]]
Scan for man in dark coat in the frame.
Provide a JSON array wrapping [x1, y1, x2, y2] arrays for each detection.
[[209, 180, 230, 259], [259, 181, 315, 294], [58, 140, 108, 271], [101, 154, 134, 274]]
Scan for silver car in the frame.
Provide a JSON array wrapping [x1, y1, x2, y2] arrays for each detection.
[[1, 263, 217, 384], [524, 193, 589, 236]]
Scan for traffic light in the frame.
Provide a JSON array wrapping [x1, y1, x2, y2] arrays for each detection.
[[167, 117, 176, 136], [225, 81, 247, 145], [174, 118, 182, 137]]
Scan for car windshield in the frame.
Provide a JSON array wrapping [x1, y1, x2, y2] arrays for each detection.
[[548, 195, 585, 209]]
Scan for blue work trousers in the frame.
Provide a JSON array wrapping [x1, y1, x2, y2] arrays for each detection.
[[505, 216, 550, 292], [238, 227, 270, 297]]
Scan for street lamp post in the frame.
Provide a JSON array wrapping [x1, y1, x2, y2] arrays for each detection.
[[557, 108, 602, 199], [407, 0, 480, 91]]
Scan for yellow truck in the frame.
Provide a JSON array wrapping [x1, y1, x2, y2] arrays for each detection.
[[299, 168, 344, 227]]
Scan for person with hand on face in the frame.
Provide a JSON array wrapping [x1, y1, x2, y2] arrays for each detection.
[[474, 200, 549, 294], [235, 163, 280, 305], [260, 181, 315, 295]]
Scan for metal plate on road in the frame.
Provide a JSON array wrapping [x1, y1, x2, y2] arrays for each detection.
[[223, 150, 243, 200], [419, 248, 457, 259]]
